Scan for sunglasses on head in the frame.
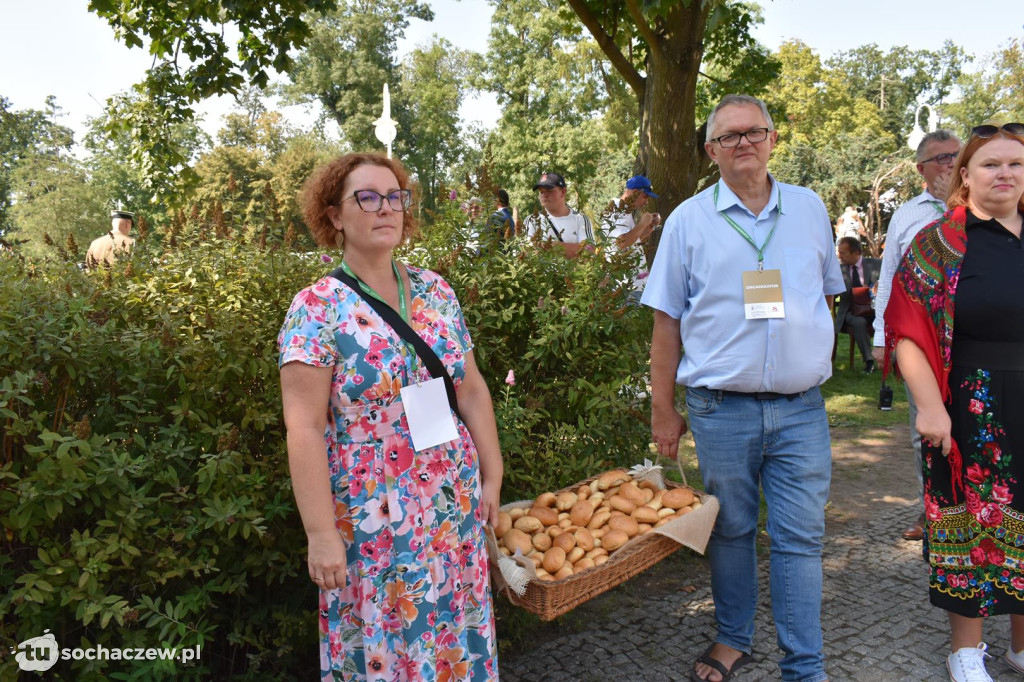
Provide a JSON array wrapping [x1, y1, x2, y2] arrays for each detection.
[[972, 123, 1024, 138]]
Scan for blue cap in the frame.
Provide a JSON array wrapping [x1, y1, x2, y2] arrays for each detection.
[[625, 175, 657, 198]]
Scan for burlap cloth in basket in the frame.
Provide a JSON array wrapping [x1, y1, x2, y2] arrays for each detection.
[[486, 459, 719, 598]]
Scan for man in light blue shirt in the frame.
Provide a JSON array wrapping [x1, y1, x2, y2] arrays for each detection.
[[869, 129, 961, 543], [642, 94, 844, 682]]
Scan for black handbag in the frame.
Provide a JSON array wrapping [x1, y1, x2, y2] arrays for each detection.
[[329, 266, 463, 421]]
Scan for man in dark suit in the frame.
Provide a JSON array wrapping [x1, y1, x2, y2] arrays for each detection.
[[834, 236, 881, 373]]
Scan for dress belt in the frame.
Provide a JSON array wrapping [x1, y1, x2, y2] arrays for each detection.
[[952, 339, 1024, 371], [710, 389, 801, 401]]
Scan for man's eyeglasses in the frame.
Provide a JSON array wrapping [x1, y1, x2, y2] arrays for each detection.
[[340, 189, 413, 213], [920, 151, 959, 166], [709, 127, 771, 148], [972, 123, 1024, 139]]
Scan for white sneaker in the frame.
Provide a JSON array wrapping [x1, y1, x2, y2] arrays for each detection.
[[947, 643, 992, 682], [1006, 645, 1024, 674]]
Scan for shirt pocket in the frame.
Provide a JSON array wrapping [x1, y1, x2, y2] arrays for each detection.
[[784, 247, 822, 296]]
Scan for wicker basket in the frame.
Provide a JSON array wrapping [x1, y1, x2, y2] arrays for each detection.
[[490, 471, 716, 621]]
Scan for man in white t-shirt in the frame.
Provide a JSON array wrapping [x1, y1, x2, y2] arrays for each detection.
[[601, 174, 661, 299], [523, 172, 594, 258], [870, 129, 961, 543]]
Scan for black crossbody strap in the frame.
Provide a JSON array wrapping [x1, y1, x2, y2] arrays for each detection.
[[329, 267, 462, 422]]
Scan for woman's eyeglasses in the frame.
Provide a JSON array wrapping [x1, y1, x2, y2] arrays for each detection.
[[972, 123, 1024, 139], [339, 189, 413, 213]]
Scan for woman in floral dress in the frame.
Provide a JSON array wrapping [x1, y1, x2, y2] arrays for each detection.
[[278, 153, 502, 681], [886, 123, 1024, 682]]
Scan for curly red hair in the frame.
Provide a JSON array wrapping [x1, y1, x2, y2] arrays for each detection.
[[300, 153, 418, 248]]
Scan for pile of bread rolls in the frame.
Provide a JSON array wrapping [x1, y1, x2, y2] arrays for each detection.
[[493, 468, 701, 581]]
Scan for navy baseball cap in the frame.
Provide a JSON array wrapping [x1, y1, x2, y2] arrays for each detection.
[[625, 175, 658, 198], [533, 172, 567, 190]]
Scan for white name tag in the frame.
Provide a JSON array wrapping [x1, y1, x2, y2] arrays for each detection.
[[399, 377, 460, 451], [742, 269, 785, 319]]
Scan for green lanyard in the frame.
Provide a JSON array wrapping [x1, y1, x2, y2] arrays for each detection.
[[928, 200, 945, 215], [714, 182, 783, 270], [340, 260, 409, 324]]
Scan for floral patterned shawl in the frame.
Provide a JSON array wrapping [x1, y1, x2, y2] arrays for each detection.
[[884, 204, 969, 500]]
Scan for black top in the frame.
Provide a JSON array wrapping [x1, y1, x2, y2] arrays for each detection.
[[953, 210, 1024, 345]]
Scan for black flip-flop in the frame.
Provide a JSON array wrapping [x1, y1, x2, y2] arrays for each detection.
[[690, 644, 752, 682]]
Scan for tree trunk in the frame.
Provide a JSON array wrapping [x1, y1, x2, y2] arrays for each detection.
[[637, 2, 711, 261]]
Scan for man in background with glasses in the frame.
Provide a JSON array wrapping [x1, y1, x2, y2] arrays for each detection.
[[644, 94, 843, 682], [871, 129, 962, 544]]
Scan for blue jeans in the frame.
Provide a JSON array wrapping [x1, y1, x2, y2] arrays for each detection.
[[686, 386, 831, 682]]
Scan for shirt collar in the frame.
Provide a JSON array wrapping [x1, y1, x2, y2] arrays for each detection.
[[715, 174, 782, 217], [918, 188, 946, 208]]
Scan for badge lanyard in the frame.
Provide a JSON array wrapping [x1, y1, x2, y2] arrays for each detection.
[[341, 259, 419, 378], [714, 183, 783, 270], [340, 260, 409, 323], [927, 200, 945, 216]]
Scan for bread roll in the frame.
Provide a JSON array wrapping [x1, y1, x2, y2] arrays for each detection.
[[554, 564, 574, 580], [557, 518, 573, 529], [538, 572, 556, 581], [607, 514, 640, 537], [594, 554, 609, 566], [513, 515, 543, 533], [662, 487, 695, 510], [527, 553, 542, 567], [573, 528, 595, 551], [577, 485, 591, 499], [494, 511, 513, 539], [584, 547, 608, 560], [657, 507, 677, 518], [499, 546, 511, 556], [574, 557, 595, 571], [542, 547, 566, 573], [602, 529, 630, 551], [608, 495, 637, 514], [654, 514, 678, 528], [509, 507, 527, 520], [566, 546, 585, 564], [555, 491, 578, 511], [502, 528, 533, 554], [587, 509, 612, 530], [570, 499, 595, 527], [597, 469, 631, 491], [548, 526, 564, 538], [631, 506, 660, 525], [589, 492, 606, 505], [535, 492, 557, 508], [677, 506, 693, 515], [527, 507, 559, 526], [637, 479, 659, 491], [638, 523, 653, 534], [532, 532, 552, 552], [552, 531, 576, 553], [618, 481, 646, 506]]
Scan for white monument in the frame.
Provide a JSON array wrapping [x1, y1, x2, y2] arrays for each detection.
[[374, 84, 398, 159]]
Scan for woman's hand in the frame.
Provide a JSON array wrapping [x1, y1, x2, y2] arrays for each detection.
[[307, 529, 347, 591], [481, 478, 501, 528], [916, 405, 952, 456]]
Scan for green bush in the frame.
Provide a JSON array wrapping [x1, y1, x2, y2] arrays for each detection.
[[0, 205, 652, 678], [406, 200, 653, 499]]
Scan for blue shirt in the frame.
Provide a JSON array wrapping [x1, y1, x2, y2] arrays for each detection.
[[641, 176, 845, 394]]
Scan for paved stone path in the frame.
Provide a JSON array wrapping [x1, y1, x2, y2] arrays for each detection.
[[498, 425, 1020, 681]]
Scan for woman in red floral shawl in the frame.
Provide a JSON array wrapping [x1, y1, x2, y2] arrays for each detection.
[[886, 123, 1024, 682]]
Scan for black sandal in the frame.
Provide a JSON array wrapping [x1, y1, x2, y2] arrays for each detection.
[[690, 644, 752, 681]]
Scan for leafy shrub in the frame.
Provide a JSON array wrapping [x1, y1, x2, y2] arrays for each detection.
[[405, 199, 653, 499], [0, 202, 652, 678]]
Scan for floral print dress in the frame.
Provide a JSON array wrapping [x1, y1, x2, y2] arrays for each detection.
[[925, 214, 1024, 617], [278, 265, 498, 681]]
